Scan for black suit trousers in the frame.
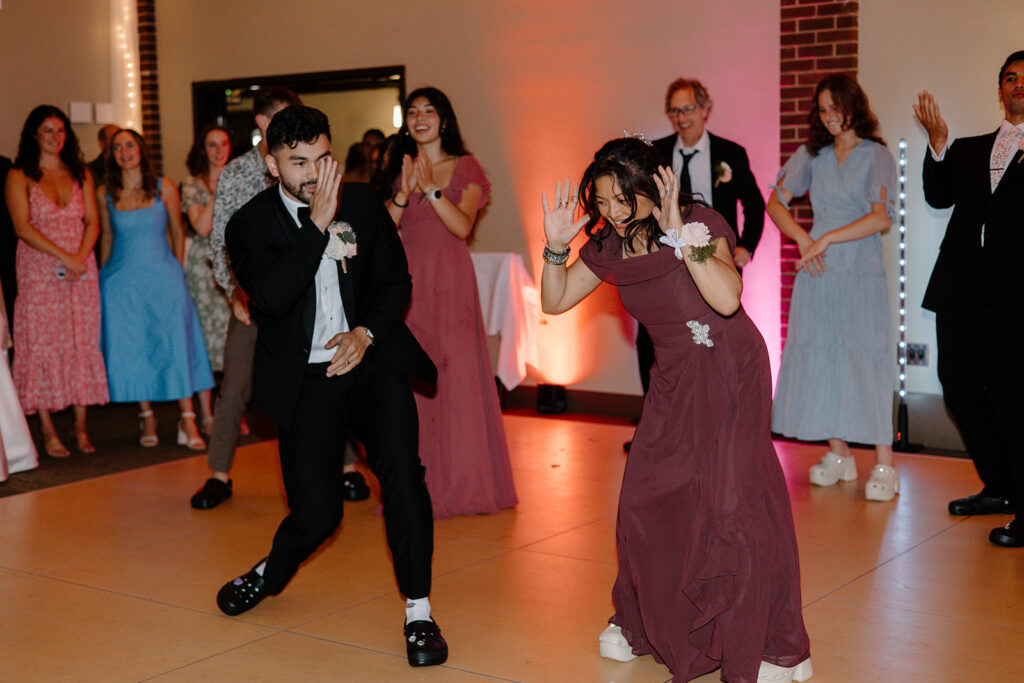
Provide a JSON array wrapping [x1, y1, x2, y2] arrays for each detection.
[[262, 358, 434, 598], [936, 310, 1024, 514]]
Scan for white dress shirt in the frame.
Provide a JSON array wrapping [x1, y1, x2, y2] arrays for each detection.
[[672, 130, 713, 207], [278, 185, 350, 363]]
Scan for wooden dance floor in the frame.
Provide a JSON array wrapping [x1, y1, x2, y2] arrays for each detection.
[[1, 413, 1022, 681]]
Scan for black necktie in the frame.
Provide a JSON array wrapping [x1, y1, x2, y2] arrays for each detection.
[[679, 149, 698, 195]]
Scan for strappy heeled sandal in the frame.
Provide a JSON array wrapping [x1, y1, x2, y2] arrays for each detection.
[[177, 411, 206, 451], [139, 410, 159, 447]]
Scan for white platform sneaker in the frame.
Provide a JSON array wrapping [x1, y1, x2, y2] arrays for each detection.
[[865, 463, 899, 502], [758, 657, 813, 681], [808, 452, 858, 487], [598, 623, 636, 662]]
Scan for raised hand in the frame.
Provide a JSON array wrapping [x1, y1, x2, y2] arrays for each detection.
[[399, 154, 416, 197], [414, 154, 435, 191], [541, 178, 588, 249], [651, 166, 682, 233], [913, 90, 948, 153], [309, 157, 341, 231]]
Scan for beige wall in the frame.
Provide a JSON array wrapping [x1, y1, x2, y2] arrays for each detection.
[[1, 0, 779, 397], [0, 0, 111, 161], [860, 1, 1024, 399], [155, 0, 781, 395]]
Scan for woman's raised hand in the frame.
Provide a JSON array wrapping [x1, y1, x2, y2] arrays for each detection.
[[414, 154, 435, 190], [399, 154, 417, 197], [541, 179, 587, 249], [651, 166, 682, 233]]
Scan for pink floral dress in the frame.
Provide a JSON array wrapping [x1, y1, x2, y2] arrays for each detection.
[[12, 183, 109, 413]]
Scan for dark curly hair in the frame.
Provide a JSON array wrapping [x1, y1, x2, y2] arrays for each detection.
[[579, 138, 699, 253], [382, 87, 468, 199], [105, 129, 158, 202], [806, 74, 885, 156], [14, 105, 87, 184], [186, 124, 231, 178], [265, 105, 331, 153]]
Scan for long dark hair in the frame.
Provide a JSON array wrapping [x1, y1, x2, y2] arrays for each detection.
[[807, 74, 884, 156], [186, 124, 231, 179], [14, 105, 87, 184], [382, 87, 468, 198], [105, 129, 158, 201], [579, 138, 699, 253]]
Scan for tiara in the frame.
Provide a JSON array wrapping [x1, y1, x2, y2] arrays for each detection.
[[623, 130, 653, 146]]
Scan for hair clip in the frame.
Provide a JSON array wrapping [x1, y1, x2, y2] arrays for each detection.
[[623, 130, 653, 146]]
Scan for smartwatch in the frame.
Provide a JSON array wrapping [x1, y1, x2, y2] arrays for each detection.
[[426, 187, 442, 202]]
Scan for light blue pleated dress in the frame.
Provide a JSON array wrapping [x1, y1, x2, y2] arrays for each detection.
[[770, 140, 897, 445], [99, 180, 214, 402]]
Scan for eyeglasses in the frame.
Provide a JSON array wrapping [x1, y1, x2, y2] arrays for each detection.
[[667, 105, 702, 117]]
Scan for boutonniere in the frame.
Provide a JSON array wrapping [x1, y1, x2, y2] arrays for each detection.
[[713, 161, 733, 187], [325, 221, 357, 273], [658, 221, 717, 264]]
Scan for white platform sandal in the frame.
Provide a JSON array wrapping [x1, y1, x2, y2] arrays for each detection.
[[809, 452, 857, 487], [598, 623, 636, 662]]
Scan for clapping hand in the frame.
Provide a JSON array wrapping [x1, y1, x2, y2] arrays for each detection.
[[413, 154, 435, 191], [309, 157, 341, 231], [913, 91, 948, 153], [651, 166, 682, 233], [399, 154, 417, 197], [541, 179, 587, 250]]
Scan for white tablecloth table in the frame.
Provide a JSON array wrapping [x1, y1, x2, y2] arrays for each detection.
[[470, 252, 539, 391]]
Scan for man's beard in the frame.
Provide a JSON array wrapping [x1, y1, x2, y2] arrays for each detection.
[[282, 178, 316, 204]]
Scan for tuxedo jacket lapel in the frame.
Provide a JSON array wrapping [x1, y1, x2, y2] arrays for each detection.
[[269, 197, 316, 343], [336, 258, 356, 323]]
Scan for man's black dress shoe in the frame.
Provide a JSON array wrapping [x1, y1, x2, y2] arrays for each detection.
[[948, 492, 1015, 516], [217, 559, 269, 616], [342, 471, 370, 501], [404, 619, 448, 667], [989, 520, 1024, 547], [191, 478, 232, 510]]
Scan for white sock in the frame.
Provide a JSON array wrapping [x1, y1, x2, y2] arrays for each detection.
[[254, 560, 267, 576], [405, 596, 431, 624]]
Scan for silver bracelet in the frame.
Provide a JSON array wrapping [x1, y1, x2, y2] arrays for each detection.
[[543, 243, 571, 265]]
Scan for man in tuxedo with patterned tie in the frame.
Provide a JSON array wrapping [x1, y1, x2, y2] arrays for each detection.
[[915, 51, 1024, 547]]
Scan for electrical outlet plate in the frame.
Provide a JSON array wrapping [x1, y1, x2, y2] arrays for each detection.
[[906, 343, 928, 366]]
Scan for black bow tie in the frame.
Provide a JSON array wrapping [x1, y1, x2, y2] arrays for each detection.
[[297, 207, 311, 222]]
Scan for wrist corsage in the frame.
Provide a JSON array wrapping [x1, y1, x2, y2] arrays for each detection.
[[658, 221, 717, 264], [713, 161, 733, 187], [325, 221, 358, 272]]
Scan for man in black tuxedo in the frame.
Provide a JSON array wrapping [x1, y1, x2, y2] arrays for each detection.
[[218, 105, 447, 665], [631, 78, 765, 398], [915, 51, 1024, 547]]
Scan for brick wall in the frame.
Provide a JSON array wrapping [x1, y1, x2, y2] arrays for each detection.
[[137, 0, 162, 174], [779, 0, 858, 341]]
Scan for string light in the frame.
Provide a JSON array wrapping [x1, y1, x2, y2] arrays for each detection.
[[113, 0, 140, 130], [894, 138, 910, 449]]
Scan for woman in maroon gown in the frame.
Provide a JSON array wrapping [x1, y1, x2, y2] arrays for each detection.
[[540, 138, 810, 683], [382, 87, 517, 518]]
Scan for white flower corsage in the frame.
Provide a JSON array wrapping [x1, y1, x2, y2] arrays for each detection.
[[713, 161, 733, 187], [325, 221, 357, 272], [658, 221, 716, 264]]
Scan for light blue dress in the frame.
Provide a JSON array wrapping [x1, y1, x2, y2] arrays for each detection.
[[99, 180, 214, 402], [770, 140, 897, 445]]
